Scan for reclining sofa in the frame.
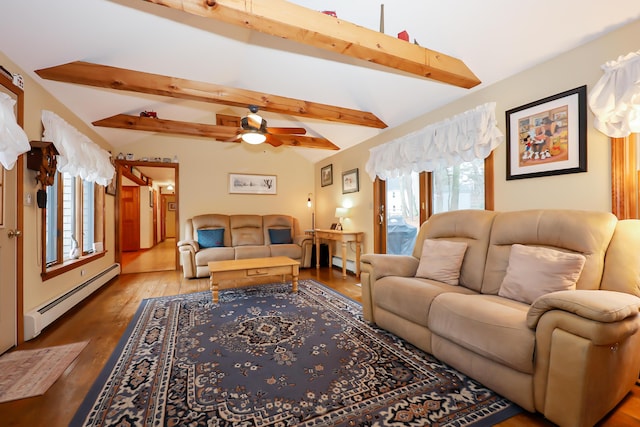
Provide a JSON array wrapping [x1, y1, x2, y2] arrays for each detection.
[[178, 214, 312, 278], [360, 209, 640, 427]]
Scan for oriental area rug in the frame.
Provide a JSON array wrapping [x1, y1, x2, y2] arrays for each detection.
[[72, 280, 520, 426]]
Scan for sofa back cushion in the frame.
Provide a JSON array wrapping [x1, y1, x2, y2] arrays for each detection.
[[230, 215, 264, 246], [190, 214, 230, 246], [482, 209, 617, 295], [413, 209, 498, 292], [601, 219, 640, 297]]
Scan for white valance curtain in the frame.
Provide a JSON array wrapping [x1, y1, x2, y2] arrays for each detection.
[[0, 92, 30, 170], [365, 102, 503, 181], [41, 110, 114, 186], [589, 50, 640, 138]]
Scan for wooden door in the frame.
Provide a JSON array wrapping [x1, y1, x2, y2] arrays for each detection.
[[120, 186, 140, 251], [0, 74, 23, 351]]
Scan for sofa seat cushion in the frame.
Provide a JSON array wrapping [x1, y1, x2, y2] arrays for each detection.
[[429, 294, 535, 374], [235, 245, 271, 259], [374, 276, 477, 327], [195, 247, 235, 265], [269, 244, 302, 260]]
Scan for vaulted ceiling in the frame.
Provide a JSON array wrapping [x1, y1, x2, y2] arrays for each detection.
[[1, 1, 639, 163]]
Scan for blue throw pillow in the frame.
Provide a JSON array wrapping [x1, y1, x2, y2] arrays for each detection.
[[198, 228, 224, 248], [269, 228, 292, 244]]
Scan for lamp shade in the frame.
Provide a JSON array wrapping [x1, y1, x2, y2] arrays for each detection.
[[335, 207, 349, 218], [241, 131, 267, 145]]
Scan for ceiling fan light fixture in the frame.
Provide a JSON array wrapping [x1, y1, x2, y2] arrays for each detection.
[[241, 130, 267, 145]]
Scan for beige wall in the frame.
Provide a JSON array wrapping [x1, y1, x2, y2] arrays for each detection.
[[315, 19, 640, 258], [0, 52, 117, 313], [118, 134, 316, 239]]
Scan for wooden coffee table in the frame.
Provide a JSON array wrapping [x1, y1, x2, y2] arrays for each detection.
[[207, 256, 300, 303]]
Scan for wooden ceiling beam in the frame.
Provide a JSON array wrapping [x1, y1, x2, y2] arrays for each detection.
[[92, 114, 240, 139], [36, 61, 387, 129], [92, 114, 340, 150], [142, 0, 481, 89]]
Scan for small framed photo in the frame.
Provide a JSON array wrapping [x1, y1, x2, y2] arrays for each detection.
[[342, 168, 359, 194], [149, 189, 154, 207], [506, 85, 587, 180], [168, 202, 177, 211], [106, 179, 116, 196], [321, 164, 333, 187]]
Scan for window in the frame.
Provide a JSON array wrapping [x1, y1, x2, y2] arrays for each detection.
[[374, 155, 494, 254], [44, 171, 105, 275]]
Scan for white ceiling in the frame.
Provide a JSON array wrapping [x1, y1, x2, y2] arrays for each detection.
[[1, 1, 639, 166]]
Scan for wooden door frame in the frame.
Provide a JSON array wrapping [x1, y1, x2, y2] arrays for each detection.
[[114, 160, 179, 269], [0, 74, 24, 343]]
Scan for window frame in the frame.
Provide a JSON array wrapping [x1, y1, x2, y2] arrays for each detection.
[[41, 171, 105, 281], [373, 153, 494, 253]]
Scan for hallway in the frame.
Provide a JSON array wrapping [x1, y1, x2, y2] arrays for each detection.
[[120, 238, 177, 274]]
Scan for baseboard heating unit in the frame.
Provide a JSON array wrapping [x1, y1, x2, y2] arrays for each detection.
[[24, 263, 121, 340]]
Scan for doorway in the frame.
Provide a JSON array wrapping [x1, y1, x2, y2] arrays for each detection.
[[115, 160, 179, 274]]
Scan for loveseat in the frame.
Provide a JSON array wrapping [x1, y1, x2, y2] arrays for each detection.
[[360, 209, 640, 427], [178, 214, 313, 278]]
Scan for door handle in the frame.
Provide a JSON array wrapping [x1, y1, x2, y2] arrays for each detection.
[[7, 229, 21, 239]]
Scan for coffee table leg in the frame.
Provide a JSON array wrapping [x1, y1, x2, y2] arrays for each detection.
[[292, 265, 299, 294], [210, 273, 219, 303]]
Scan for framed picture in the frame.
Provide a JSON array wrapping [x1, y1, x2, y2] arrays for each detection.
[[229, 173, 277, 195], [321, 164, 333, 187], [106, 179, 116, 196], [506, 85, 587, 180], [168, 202, 177, 211], [342, 168, 359, 194], [149, 189, 154, 207]]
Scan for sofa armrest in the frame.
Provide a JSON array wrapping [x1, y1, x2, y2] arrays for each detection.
[[293, 234, 312, 246], [361, 254, 419, 280], [177, 240, 199, 278], [360, 254, 419, 323], [527, 290, 640, 329], [177, 239, 199, 253]]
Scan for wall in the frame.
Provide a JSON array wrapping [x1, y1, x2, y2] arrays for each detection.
[[139, 186, 153, 249], [0, 52, 117, 313], [315, 19, 640, 258], [118, 134, 316, 239]]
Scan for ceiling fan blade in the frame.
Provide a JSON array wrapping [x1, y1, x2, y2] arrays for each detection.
[[267, 127, 306, 135], [270, 135, 340, 150], [92, 114, 240, 140], [264, 134, 284, 147]]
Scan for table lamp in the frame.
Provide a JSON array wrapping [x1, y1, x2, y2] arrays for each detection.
[[335, 207, 349, 230]]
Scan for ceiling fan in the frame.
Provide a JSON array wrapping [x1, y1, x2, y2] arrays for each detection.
[[234, 105, 308, 147]]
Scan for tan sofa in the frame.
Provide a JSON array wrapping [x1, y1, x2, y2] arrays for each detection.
[[360, 209, 640, 427], [178, 214, 313, 278]]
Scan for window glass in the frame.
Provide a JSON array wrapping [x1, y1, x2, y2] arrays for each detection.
[[432, 159, 485, 214], [385, 172, 419, 255], [82, 180, 95, 253], [45, 174, 58, 265]]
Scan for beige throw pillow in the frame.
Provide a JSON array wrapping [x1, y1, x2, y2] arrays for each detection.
[[415, 239, 468, 285], [498, 244, 586, 304]]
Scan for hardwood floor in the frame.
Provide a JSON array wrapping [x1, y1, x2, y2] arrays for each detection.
[[120, 237, 177, 274], [0, 262, 638, 426]]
